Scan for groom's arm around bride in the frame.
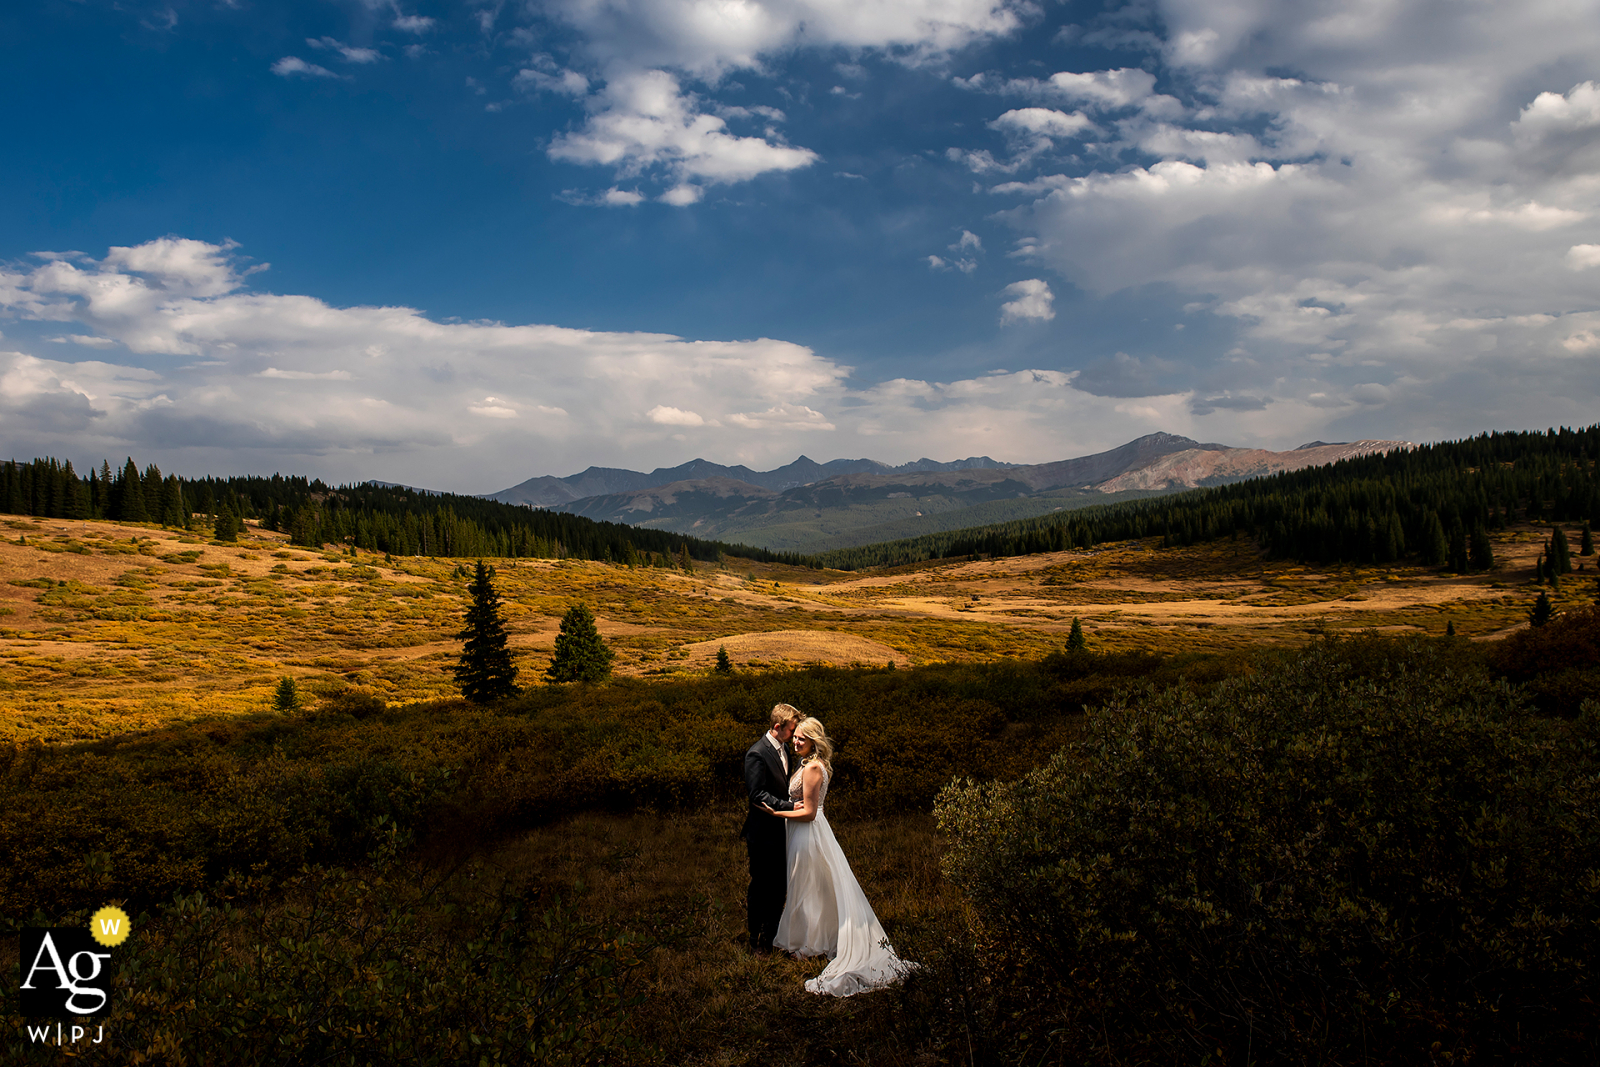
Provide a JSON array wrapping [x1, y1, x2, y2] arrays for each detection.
[[742, 703, 801, 954]]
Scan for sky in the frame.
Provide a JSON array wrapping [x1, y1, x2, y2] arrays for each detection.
[[3, 0, 1599, 493]]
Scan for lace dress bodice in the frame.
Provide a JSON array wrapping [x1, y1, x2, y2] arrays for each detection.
[[788, 761, 830, 810]]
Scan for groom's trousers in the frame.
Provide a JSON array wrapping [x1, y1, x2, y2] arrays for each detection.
[[745, 823, 787, 950]]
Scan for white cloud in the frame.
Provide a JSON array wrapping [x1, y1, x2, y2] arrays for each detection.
[[648, 404, 705, 425], [49, 335, 118, 348], [393, 14, 435, 33], [469, 398, 519, 418], [258, 368, 354, 380], [1568, 244, 1600, 269], [539, 0, 1028, 199], [544, 0, 1026, 80], [966, 0, 1600, 438], [726, 404, 834, 431], [308, 37, 382, 63], [271, 56, 341, 79], [659, 183, 704, 205], [10, 239, 1357, 486], [549, 70, 816, 192], [514, 67, 591, 96], [999, 279, 1054, 324]]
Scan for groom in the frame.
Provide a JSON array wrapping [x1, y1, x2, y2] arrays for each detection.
[[742, 702, 800, 954]]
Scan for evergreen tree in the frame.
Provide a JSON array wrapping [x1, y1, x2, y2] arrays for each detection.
[[159, 476, 185, 527], [1067, 617, 1088, 653], [273, 677, 300, 712], [454, 561, 519, 702], [1550, 527, 1572, 575], [1581, 523, 1594, 556], [546, 602, 613, 684], [1445, 620, 1456, 637], [677, 544, 693, 571], [141, 464, 164, 518], [118, 458, 147, 521], [1468, 525, 1494, 571], [1447, 522, 1469, 574], [1529, 591, 1553, 627], [1421, 511, 1449, 567], [715, 645, 733, 674], [214, 501, 240, 542]]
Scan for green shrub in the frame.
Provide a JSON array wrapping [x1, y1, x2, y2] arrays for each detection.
[[1489, 603, 1600, 715], [937, 639, 1600, 1063], [4, 831, 661, 1066]]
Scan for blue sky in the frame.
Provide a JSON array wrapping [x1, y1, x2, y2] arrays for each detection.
[[3, 0, 1600, 492]]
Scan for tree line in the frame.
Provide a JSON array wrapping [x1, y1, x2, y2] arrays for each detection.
[[0, 455, 813, 568], [813, 425, 1600, 571]]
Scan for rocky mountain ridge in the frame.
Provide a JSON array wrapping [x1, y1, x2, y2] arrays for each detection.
[[486, 433, 1411, 553]]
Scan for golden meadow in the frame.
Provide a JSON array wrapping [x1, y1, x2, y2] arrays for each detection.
[[2, 515, 1597, 1064]]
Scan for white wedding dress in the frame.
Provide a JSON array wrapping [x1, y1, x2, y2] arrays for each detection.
[[773, 763, 913, 996]]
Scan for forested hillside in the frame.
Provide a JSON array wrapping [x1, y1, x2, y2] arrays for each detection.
[[815, 425, 1600, 571], [0, 457, 809, 567]]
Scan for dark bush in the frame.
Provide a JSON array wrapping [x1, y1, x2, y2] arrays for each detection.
[[1489, 603, 1600, 715], [938, 639, 1600, 1064]]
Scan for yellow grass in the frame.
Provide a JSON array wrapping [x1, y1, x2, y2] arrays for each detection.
[[1, 515, 1580, 742]]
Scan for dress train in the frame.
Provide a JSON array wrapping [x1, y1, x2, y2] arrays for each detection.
[[773, 766, 913, 996]]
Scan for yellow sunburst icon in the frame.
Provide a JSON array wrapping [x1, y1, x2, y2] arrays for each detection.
[[90, 905, 131, 947]]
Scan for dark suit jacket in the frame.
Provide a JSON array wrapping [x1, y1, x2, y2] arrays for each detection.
[[742, 733, 795, 840]]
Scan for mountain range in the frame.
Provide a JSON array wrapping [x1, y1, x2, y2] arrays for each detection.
[[485, 433, 1409, 553]]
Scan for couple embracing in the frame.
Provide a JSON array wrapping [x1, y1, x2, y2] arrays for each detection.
[[742, 702, 912, 996]]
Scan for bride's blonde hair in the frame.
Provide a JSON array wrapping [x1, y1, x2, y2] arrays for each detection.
[[793, 716, 833, 773]]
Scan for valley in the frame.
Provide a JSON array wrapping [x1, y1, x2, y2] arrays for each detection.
[[1, 510, 1567, 743]]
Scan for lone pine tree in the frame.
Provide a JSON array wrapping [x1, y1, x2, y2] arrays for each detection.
[[454, 561, 519, 703], [1067, 617, 1088, 653], [546, 602, 613, 683], [715, 645, 734, 674], [1529, 591, 1554, 628]]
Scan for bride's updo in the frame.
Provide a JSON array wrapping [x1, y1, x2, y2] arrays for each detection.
[[793, 716, 834, 772]]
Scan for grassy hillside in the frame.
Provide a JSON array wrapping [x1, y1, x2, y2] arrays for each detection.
[[4, 506, 1587, 744], [2, 633, 1595, 1064]]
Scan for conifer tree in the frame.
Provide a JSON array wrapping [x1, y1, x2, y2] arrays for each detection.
[[546, 602, 613, 684], [273, 677, 300, 712], [214, 501, 239, 542], [715, 645, 733, 674], [1468, 525, 1494, 572], [1422, 512, 1448, 567], [1067, 617, 1088, 653], [118, 458, 147, 521], [1529, 591, 1553, 627], [678, 544, 693, 572], [1581, 523, 1594, 557], [1446, 620, 1456, 637], [1550, 527, 1572, 575], [1447, 523, 1469, 574], [454, 561, 519, 702]]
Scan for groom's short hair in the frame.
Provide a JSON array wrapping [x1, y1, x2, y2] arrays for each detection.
[[770, 703, 802, 728]]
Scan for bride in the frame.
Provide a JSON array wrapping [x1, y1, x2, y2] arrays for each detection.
[[764, 716, 912, 996]]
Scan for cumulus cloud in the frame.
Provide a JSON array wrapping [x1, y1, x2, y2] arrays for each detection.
[[647, 404, 705, 425], [960, 0, 1600, 437], [540, 0, 1029, 200], [1568, 244, 1600, 269], [0, 237, 1354, 488], [999, 279, 1054, 324], [393, 14, 434, 33], [549, 70, 817, 196]]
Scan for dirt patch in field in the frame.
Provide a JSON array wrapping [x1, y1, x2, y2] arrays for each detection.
[[679, 630, 908, 669]]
